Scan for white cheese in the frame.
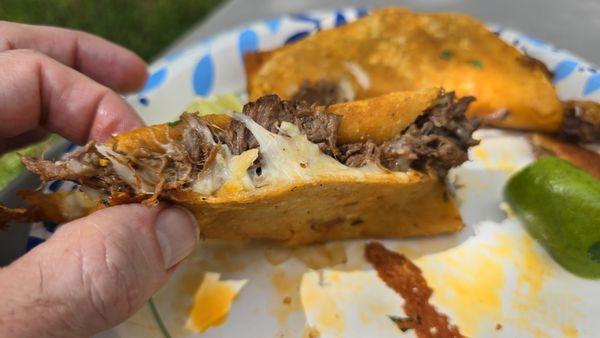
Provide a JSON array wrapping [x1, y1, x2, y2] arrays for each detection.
[[345, 62, 371, 90], [97, 113, 401, 197], [192, 146, 258, 195], [229, 113, 387, 187]]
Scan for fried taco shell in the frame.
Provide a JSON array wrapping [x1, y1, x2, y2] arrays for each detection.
[[2, 90, 478, 245], [245, 7, 564, 132]]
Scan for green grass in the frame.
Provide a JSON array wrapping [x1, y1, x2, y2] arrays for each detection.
[[0, 0, 224, 60]]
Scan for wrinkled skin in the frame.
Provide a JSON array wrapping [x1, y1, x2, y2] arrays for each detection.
[[0, 21, 198, 338]]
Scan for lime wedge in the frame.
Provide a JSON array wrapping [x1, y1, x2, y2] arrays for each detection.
[[504, 157, 600, 278]]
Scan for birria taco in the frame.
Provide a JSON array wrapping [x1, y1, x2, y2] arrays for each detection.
[[2, 88, 479, 245], [245, 7, 600, 139]]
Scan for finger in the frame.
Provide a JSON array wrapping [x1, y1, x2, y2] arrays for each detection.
[[0, 128, 49, 154], [0, 49, 144, 142], [0, 21, 148, 92], [0, 204, 198, 338]]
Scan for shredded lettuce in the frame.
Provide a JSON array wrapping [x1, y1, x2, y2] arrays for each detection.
[[185, 93, 245, 116]]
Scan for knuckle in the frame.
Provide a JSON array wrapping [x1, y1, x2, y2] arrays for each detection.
[[13, 48, 44, 59], [0, 37, 10, 51], [0, 48, 44, 65]]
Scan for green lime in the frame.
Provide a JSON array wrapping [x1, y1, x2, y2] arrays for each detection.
[[504, 157, 600, 278]]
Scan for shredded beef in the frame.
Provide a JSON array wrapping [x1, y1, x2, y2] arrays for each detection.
[[334, 93, 478, 175], [23, 113, 220, 205], [231, 92, 477, 176], [559, 100, 600, 144], [22, 92, 477, 204], [291, 80, 349, 106], [22, 142, 130, 192], [338, 141, 380, 168], [378, 93, 479, 175], [227, 94, 342, 156]]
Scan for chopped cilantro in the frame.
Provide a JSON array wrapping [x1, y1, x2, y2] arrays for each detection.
[[440, 49, 453, 60], [388, 315, 415, 332], [467, 59, 484, 69], [167, 119, 181, 127]]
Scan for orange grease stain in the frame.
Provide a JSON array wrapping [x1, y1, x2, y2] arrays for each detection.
[[271, 270, 303, 325], [186, 273, 246, 333], [417, 241, 505, 336], [301, 273, 346, 336], [415, 230, 559, 337], [562, 324, 579, 338]]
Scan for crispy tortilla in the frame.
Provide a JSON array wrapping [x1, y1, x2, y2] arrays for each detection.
[[174, 170, 461, 246], [1, 90, 468, 245], [245, 7, 563, 132], [530, 133, 600, 180]]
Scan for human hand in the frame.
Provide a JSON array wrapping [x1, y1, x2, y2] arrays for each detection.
[[0, 22, 199, 337]]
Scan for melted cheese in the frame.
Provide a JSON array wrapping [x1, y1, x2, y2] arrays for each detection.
[[230, 113, 387, 187], [97, 113, 403, 198], [192, 146, 232, 195], [189, 113, 395, 196], [192, 146, 258, 195], [215, 148, 259, 196], [345, 62, 371, 90], [58, 189, 96, 219]]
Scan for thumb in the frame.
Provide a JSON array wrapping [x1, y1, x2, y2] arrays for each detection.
[[0, 203, 198, 338]]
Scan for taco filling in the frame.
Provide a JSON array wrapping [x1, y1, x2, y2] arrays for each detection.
[[21, 91, 478, 206]]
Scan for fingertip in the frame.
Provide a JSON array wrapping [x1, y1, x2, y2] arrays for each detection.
[[113, 50, 148, 92], [87, 92, 145, 142], [75, 32, 149, 93]]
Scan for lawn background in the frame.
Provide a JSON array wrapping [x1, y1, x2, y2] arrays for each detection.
[[0, 0, 224, 60]]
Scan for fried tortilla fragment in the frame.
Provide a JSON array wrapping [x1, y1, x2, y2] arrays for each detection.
[[0, 189, 96, 226], [246, 7, 563, 132], [559, 100, 600, 144], [530, 133, 600, 180], [2, 91, 478, 245], [0, 205, 27, 228]]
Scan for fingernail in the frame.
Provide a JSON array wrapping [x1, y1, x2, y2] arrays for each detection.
[[155, 206, 198, 269]]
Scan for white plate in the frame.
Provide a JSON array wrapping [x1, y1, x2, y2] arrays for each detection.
[[27, 8, 600, 338]]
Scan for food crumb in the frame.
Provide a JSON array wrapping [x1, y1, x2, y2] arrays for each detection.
[[388, 315, 416, 332], [496, 323, 503, 330], [283, 296, 292, 305]]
